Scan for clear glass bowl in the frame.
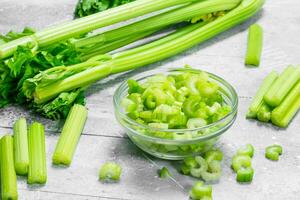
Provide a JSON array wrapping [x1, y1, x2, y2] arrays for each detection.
[[113, 68, 238, 160]]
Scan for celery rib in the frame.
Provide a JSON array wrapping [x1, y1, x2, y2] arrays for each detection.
[[52, 104, 88, 166], [264, 66, 300, 107], [0, 135, 18, 200], [28, 122, 47, 184], [13, 118, 29, 176], [245, 24, 263, 66], [271, 80, 300, 128], [32, 0, 265, 104]]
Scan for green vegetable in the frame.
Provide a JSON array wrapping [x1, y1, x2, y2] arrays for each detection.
[[237, 144, 254, 158], [52, 104, 88, 165], [231, 154, 253, 183], [159, 167, 172, 178], [99, 162, 122, 182], [256, 102, 271, 122], [236, 166, 254, 182], [0, 0, 265, 118], [75, 0, 136, 18], [265, 145, 282, 161], [246, 71, 278, 118], [271, 80, 300, 127], [190, 156, 209, 178], [0, 27, 35, 44], [189, 181, 212, 200], [13, 118, 29, 175], [0, 135, 18, 200], [204, 149, 223, 163], [201, 160, 222, 182], [28, 122, 47, 184], [245, 24, 263, 66], [264, 66, 300, 107]]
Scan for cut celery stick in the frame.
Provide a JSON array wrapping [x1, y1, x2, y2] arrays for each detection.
[[246, 71, 278, 118], [256, 102, 271, 122], [245, 24, 263, 66], [264, 66, 300, 107], [28, 122, 47, 184], [271, 81, 300, 127], [0, 135, 18, 200], [52, 104, 88, 166], [13, 118, 29, 175]]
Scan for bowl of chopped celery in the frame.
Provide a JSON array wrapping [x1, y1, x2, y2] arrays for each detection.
[[113, 68, 238, 160]]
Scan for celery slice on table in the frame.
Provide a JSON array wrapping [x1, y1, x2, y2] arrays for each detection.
[[246, 71, 278, 118], [271, 80, 300, 128], [99, 162, 122, 182], [264, 66, 300, 107], [28, 122, 47, 184], [245, 24, 263, 66], [52, 104, 88, 166], [189, 181, 212, 200], [237, 144, 254, 158], [265, 144, 282, 161], [0, 135, 18, 200], [159, 167, 173, 178], [13, 118, 29, 175]]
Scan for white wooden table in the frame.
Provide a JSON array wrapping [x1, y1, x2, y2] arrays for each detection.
[[0, 0, 299, 199]]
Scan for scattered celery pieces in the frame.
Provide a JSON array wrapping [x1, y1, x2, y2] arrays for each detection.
[[247, 66, 300, 127], [13, 118, 29, 176], [245, 24, 263, 67], [0, 135, 18, 200], [121, 70, 231, 139], [99, 162, 122, 182], [52, 104, 88, 166], [28, 122, 47, 184], [159, 167, 172, 178]]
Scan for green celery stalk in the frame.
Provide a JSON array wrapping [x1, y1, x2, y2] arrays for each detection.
[[246, 71, 278, 118], [28, 122, 47, 184], [32, 0, 265, 104], [264, 66, 300, 107], [13, 118, 29, 176], [0, 135, 18, 200], [0, 0, 197, 59], [245, 23, 263, 66], [52, 104, 88, 166], [271, 80, 300, 128], [74, 0, 242, 49]]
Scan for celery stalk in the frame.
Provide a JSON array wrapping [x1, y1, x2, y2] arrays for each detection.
[[271, 81, 300, 128], [245, 24, 263, 66], [32, 0, 265, 104], [52, 104, 88, 166], [13, 118, 29, 176], [0, 135, 18, 200], [0, 0, 197, 59], [74, 0, 242, 49], [264, 66, 300, 107], [256, 102, 271, 122], [28, 122, 47, 184], [246, 71, 278, 118]]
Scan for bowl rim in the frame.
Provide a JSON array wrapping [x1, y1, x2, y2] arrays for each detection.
[[113, 68, 238, 142]]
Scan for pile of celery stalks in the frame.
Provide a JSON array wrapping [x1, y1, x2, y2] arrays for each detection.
[[0, 0, 299, 199]]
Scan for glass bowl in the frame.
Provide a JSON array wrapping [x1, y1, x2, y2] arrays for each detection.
[[113, 68, 238, 160]]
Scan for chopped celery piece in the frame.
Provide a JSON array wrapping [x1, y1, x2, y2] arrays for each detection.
[[99, 162, 122, 182], [13, 118, 29, 175], [190, 156, 208, 178], [0, 135, 18, 200], [271, 80, 300, 127], [28, 122, 47, 184], [52, 104, 88, 166], [204, 149, 223, 163], [246, 71, 278, 118], [201, 160, 222, 182], [264, 66, 300, 107], [256, 102, 271, 122], [189, 181, 212, 200], [237, 144, 254, 158], [245, 24, 263, 66], [236, 167, 254, 182], [265, 145, 282, 161], [231, 155, 252, 173], [159, 167, 172, 178]]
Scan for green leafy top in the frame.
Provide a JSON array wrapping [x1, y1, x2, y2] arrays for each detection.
[[74, 0, 136, 18]]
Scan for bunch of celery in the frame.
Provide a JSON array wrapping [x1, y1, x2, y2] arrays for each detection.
[[247, 66, 300, 127], [0, 0, 265, 119]]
